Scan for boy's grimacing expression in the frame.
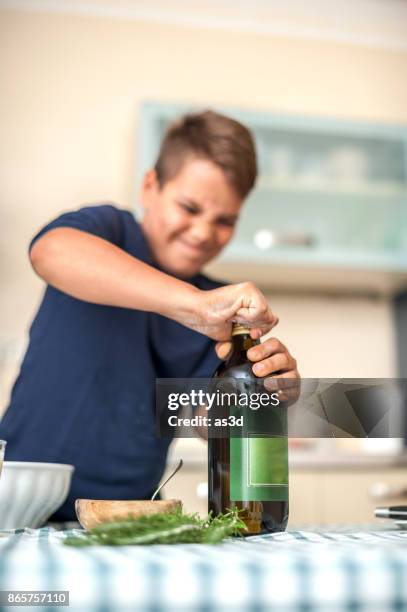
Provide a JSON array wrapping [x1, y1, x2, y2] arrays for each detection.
[[140, 158, 243, 278]]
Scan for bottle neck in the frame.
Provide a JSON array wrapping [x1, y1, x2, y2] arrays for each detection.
[[228, 332, 259, 362]]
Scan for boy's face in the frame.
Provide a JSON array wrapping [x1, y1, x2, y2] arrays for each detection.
[[140, 158, 243, 278]]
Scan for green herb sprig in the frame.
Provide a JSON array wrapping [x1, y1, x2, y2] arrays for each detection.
[[64, 507, 246, 546]]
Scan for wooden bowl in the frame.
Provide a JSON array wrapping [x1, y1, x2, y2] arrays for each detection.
[[75, 498, 182, 531]]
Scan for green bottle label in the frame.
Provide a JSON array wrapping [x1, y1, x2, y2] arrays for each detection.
[[230, 435, 288, 502]]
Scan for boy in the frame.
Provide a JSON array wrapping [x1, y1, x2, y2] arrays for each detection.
[[0, 111, 299, 521]]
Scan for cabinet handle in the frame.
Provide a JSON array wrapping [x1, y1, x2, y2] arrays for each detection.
[[253, 229, 315, 250], [196, 482, 208, 500], [369, 482, 407, 500]]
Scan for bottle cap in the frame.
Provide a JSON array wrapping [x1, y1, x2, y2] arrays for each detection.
[[231, 323, 251, 336]]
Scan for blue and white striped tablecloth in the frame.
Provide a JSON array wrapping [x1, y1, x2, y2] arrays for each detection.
[[1, 525, 407, 611]]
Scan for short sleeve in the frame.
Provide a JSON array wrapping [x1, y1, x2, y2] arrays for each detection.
[[29, 204, 124, 253]]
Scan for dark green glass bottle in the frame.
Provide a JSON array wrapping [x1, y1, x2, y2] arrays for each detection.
[[208, 323, 289, 534]]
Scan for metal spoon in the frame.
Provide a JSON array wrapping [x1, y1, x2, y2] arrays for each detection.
[[151, 458, 183, 501]]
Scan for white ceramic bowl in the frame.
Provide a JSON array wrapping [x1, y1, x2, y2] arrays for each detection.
[[0, 461, 74, 529]]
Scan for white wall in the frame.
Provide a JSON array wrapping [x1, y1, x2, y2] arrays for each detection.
[[264, 293, 396, 378]]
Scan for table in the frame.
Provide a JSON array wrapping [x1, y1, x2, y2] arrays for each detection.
[[1, 525, 407, 611]]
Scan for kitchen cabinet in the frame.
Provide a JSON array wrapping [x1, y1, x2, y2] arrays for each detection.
[[162, 441, 407, 526], [291, 464, 407, 526], [138, 101, 407, 294]]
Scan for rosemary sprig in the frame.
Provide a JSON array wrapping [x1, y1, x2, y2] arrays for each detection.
[[64, 507, 246, 546]]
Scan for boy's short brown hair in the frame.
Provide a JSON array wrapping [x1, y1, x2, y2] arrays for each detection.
[[154, 110, 257, 200]]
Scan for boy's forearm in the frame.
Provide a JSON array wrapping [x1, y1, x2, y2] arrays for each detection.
[[30, 227, 200, 319]]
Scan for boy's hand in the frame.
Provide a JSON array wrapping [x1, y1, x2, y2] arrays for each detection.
[[216, 336, 299, 380], [185, 282, 278, 341], [216, 335, 300, 404], [215, 338, 301, 404]]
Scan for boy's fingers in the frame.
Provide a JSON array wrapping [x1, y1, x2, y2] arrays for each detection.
[[233, 319, 279, 338], [235, 308, 278, 328], [247, 337, 286, 361], [249, 327, 261, 340], [216, 328, 275, 359], [242, 324, 276, 339], [215, 341, 232, 360]]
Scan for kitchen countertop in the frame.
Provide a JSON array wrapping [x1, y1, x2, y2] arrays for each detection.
[[1, 524, 407, 611]]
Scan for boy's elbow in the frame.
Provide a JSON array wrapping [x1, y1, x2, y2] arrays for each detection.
[[30, 240, 46, 277], [29, 232, 57, 277]]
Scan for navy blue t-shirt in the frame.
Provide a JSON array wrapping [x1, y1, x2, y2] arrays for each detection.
[[0, 205, 222, 520]]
